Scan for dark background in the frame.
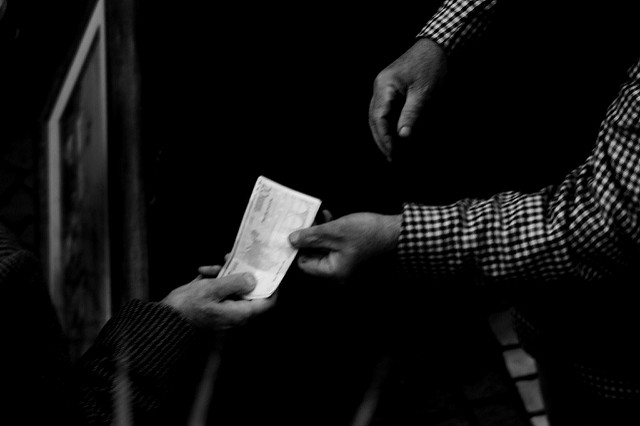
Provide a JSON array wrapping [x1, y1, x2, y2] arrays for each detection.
[[137, 3, 639, 424], [1, 1, 638, 424]]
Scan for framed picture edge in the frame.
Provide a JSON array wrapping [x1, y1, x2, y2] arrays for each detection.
[[42, 0, 111, 324]]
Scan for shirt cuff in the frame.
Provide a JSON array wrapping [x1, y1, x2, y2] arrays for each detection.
[[397, 202, 469, 277], [417, 0, 497, 55], [91, 299, 198, 374], [417, 11, 461, 54], [397, 200, 482, 278]]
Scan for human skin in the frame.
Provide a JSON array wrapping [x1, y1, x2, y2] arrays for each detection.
[[369, 37, 447, 161]]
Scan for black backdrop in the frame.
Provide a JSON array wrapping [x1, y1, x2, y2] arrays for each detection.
[[3, 1, 638, 424], [138, 2, 639, 425], [139, 5, 440, 423]]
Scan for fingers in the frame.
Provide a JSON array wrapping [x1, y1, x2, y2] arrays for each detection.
[[321, 209, 333, 223], [397, 89, 425, 138], [198, 251, 231, 278], [208, 294, 276, 329], [297, 253, 341, 280], [368, 97, 387, 159], [211, 273, 257, 299], [198, 265, 222, 277], [369, 84, 399, 161], [246, 293, 277, 316], [312, 209, 333, 226], [289, 223, 336, 250]]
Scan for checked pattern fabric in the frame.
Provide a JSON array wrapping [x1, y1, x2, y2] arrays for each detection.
[[399, 0, 640, 400]]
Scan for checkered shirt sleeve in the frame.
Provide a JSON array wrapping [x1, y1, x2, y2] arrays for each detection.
[[398, 58, 640, 283], [417, 0, 498, 53]]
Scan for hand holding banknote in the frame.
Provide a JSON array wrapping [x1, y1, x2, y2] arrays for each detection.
[[162, 265, 275, 331], [218, 176, 322, 299], [289, 212, 402, 281]]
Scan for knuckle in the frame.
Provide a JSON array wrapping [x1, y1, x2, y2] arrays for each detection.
[[373, 73, 385, 89], [306, 233, 321, 245], [374, 69, 393, 86]]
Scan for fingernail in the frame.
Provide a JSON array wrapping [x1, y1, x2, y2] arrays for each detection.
[[399, 126, 410, 137], [244, 273, 257, 286]]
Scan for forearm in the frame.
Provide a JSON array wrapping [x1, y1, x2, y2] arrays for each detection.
[[397, 59, 640, 283], [74, 300, 199, 425], [418, 0, 499, 54], [398, 186, 576, 282]]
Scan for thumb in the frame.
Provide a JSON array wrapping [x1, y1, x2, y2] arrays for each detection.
[[289, 224, 335, 249], [212, 273, 257, 299], [397, 90, 425, 138]]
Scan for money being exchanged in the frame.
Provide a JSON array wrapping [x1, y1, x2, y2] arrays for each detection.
[[218, 176, 322, 299]]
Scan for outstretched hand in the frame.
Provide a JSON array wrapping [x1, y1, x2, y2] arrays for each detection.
[[162, 265, 276, 331], [288, 212, 402, 281], [369, 37, 447, 161]]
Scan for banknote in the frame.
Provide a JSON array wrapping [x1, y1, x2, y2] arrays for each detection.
[[218, 176, 321, 299]]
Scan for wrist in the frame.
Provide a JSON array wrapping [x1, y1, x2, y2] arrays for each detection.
[[379, 214, 402, 254]]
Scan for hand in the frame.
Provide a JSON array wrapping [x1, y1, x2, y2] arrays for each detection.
[[369, 38, 447, 161], [288, 213, 402, 281], [162, 265, 276, 331]]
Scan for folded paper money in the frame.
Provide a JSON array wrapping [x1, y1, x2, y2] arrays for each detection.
[[218, 176, 322, 299]]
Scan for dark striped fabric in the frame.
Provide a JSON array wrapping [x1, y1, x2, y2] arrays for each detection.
[[1, 222, 203, 425], [77, 300, 201, 425]]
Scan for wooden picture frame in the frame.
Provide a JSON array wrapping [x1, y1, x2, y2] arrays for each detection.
[[43, 0, 110, 361]]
